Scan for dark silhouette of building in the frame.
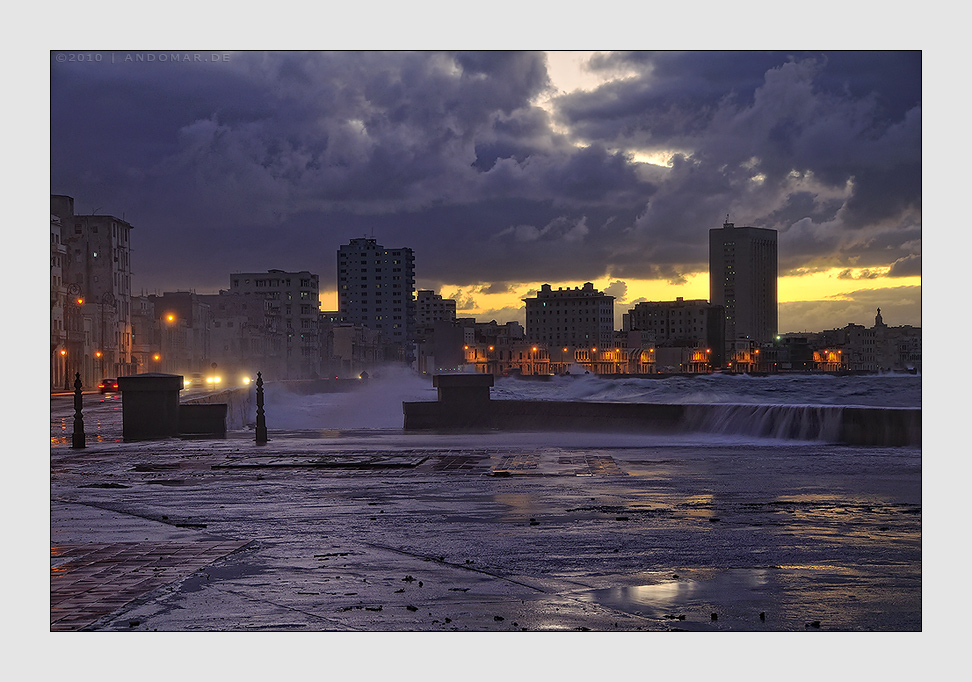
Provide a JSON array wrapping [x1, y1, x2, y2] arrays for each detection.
[[337, 238, 416, 363], [709, 218, 777, 354]]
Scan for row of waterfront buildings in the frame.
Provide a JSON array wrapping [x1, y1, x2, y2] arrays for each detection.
[[50, 195, 920, 390]]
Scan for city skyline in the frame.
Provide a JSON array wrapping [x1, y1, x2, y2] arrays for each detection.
[[50, 50, 921, 334]]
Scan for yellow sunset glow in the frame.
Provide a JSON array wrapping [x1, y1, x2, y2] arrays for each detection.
[[778, 268, 920, 302], [319, 267, 919, 330]]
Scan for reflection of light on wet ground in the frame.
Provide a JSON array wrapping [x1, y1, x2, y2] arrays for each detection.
[[778, 564, 854, 572], [620, 580, 699, 603], [582, 569, 775, 628], [494, 493, 539, 522]]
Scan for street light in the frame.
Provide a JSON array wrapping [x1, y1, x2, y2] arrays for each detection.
[[59, 348, 68, 390]]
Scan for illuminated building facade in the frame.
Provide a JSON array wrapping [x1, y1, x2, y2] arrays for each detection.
[[625, 296, 724, 368], [463, 343, 655, 376], [524, 282, 615, 350], [820, 309, 921, 372]]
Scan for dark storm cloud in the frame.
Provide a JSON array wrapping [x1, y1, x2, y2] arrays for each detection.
[[556, 51, 921, 271], [888, 254, 922, 278], [51, 50, 919, 307]]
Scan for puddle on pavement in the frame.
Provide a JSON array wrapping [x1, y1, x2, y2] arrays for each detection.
[[581, 568, 779, 629]]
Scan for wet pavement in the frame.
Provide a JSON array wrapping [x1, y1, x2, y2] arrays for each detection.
[[50, 391, 922, 633]]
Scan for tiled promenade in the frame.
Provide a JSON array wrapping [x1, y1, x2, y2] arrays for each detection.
[[51, 539, 250, 631]]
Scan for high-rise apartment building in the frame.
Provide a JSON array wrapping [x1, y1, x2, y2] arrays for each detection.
[[708, 219, 777, 348], [416, 290, 457, 326], [524, 282, 615, 349], [337, 238, 415, 359], [228, 270, 321, 379]]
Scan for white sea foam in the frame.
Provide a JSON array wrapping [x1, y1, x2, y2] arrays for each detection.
[[251, 369, 920, 444]]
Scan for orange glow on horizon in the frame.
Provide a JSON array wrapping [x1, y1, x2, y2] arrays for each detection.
[[425, 266, 918, 329]]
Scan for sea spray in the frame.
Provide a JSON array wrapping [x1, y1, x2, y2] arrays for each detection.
[[252, 369, 919, 442], [492, 372, 920, 408], [261, 366, 436, 430]]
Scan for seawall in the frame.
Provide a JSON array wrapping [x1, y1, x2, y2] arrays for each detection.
[[182, 387, 253, 430], [402, 398, 921, 447]]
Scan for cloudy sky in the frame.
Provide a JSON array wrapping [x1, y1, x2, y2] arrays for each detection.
[[50, 49, 921, 332]]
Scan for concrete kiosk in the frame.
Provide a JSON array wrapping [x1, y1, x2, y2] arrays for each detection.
[[117, 373, 183, 441]]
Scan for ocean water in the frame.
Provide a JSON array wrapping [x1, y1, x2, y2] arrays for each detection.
[[258, 371, 920, 445], [489, 372, 921, 408]]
